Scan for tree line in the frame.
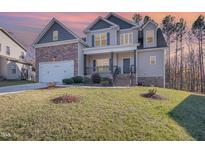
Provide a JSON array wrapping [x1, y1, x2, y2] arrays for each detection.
[[132, 13, 205, 93]]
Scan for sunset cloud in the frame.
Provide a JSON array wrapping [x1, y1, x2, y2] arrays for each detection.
[[0, 12, 205, 47]]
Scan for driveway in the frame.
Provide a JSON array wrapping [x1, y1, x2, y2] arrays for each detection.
[[0, 83, 48, 95]]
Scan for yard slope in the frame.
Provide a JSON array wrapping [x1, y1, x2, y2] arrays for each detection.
[[0, 87, 204, 141]]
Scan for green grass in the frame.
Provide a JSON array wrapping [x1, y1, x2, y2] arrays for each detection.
[[0, 87, 205, 141], [0, 80, 35, 87]]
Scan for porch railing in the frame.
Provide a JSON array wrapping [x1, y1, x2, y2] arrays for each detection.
[[85, 66, 118, 75]]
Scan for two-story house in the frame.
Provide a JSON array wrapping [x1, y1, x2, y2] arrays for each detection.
[[34, 13, 167, 87], [0, 27, 32, 80]]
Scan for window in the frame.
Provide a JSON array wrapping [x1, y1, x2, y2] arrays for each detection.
[[0, 43, 1, 52], [146, 30, 154, 44], [53, 30, 58, 41], [120, 33, 133, 45], [6, 46, 10, 55], [11, 63, 16, 74], [150, 56, 156, 64], [95, 33, 107, 47], [20, 52, 24, 59], [96, 59, 109, 72]]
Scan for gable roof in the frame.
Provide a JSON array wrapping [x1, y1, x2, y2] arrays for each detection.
[[0, 27, 27, 52], [105, 12, 137, 29], [84, 16, 119, 33], [33, 18, 83, 45], [138, 28, 167, 49], [141, 20, 158, 29]]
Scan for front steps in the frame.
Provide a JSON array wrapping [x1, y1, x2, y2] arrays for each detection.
[[113, 74, 136, 86]]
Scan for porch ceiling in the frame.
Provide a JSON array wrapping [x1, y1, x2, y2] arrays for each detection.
[[83, 44, 139, 55]]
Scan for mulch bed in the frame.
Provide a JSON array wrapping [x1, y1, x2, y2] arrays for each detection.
[[51, 94, 80, 104], [140, 93, 167, 100]]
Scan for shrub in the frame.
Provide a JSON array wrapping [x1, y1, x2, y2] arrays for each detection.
[[100, 80, 110, 86], [62, 78, 74, 84], [72, 76, 83, 83], [91, 73, 101, 84], [101, 77, 112, 85], [83, 77, 92, 84]]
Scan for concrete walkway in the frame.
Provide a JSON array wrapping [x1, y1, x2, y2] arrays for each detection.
[[0, 83, 48, 95]]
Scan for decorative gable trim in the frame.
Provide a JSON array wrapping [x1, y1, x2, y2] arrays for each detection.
[[83, 16, 119, 33], [33, 18, 81, 45], [141, 20, 158, 29], [105, 12, 137, 27]]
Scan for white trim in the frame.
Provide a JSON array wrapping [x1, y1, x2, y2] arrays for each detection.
[[105, 12, 137, 27], [34, 39, 79, 48], [83, 16, 119, 33], [141, 20, 158, 29], [83, 44, 139, 55], [163, 48, 166, 88], [33, 18, 83, 45], [137, 47, 167, 52]]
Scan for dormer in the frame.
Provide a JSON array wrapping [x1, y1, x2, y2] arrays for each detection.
[[141, 20, 158, 48]]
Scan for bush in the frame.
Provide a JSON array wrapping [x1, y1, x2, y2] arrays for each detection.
[[62, 78, 74, 84], [72, 76, 83, 83], [91, 73, 101, 84], [100, 80, 110, 86], [83, 77, 92, 84], [101, 77, 112, 85]]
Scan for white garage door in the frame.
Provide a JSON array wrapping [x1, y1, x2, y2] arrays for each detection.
[[39, 60, 74, 83]]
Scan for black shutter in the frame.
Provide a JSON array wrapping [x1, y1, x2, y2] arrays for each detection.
[[107, 32, 110, 45], [92, 35, 95, 47], [93, 60, 96, 72]]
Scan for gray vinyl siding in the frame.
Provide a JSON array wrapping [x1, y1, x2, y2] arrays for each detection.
[[37, 21, 76, 44], [137, 49, 164, 77]]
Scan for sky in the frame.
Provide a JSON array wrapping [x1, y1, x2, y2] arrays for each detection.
[[1, 12, 205, 48]]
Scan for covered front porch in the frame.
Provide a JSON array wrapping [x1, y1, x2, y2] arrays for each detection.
[[83, 44, 138, 76]]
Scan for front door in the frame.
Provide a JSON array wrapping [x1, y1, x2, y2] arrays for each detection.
[[123, 58, 130, 74]]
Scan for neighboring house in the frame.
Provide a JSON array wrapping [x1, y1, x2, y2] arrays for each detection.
[[0, 27, 32, 80], [34, 13, 167, 87]]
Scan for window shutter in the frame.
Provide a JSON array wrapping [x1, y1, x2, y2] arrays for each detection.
[[92, 35, 95, 47], [107, 32, 110, 45], [93, 59, 96, 72]]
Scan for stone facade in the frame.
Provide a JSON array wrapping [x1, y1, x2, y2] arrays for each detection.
[[35, 43, 78, 81], [137, 76, 164, 87]]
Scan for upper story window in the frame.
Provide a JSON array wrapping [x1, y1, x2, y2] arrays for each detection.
[[94, 33, 107, 47], [6, 46, 10, 55], [53, 30, 59, 41], [150, 56, 156, 65], [20, 52, 24, 59], [146, 30, 154, 45], [120, 33, 133, 45]]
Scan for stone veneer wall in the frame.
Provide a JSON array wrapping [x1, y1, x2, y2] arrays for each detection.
[[35, 43, 78, 82], [137, 76, 164, 87]]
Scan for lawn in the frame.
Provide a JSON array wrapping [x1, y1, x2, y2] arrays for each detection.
[[0, 80, 35, 87], [0, 87, 204, 141]]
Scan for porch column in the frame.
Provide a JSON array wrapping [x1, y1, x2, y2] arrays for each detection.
[[110, 52, 114, 73], [84, 55, 87, 75], [134, 50, 136, 73]]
